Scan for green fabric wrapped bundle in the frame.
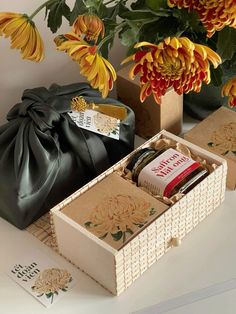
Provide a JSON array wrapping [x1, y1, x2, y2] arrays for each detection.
[[0, 83, 135, 229]]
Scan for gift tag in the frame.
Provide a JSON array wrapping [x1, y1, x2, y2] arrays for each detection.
[[68, 109, 120, 140], [7, 250, 75, 308]]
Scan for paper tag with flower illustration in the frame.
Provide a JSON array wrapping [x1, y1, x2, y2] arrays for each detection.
[[68, 109, 120, 140], [7, 250, 75, 308]]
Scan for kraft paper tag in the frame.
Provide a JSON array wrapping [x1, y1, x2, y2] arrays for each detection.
[[6, 250, 75, 308], [68, 109, 120, 140]]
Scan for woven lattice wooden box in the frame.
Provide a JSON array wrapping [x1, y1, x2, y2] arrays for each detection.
[[51, 130, 227, 295]]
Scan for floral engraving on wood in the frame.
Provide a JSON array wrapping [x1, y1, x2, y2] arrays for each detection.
[[84, 194, 156, 243], [31, 268, 72, 304], [207, 122, 236, 156]]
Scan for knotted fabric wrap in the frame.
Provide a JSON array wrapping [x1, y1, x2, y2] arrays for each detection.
[[0, 83, 135, 229]]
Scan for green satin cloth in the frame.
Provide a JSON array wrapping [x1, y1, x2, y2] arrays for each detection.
[[0, 83, 135, 229]]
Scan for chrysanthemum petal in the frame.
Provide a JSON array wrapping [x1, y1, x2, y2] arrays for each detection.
[[0, 12, 44, 62], [222, 76, 236, 108], [168, 0, 236, 37], [121, 36, 221, 104], [55, 32, 116, 98], [134, 41, 157, 49], [73, 14, 105, 43], [121, 55, 134, 65]]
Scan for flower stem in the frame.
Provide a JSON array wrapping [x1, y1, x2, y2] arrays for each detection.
[[97, 21, 126, 51], [29, 0, 55, 20], [51, 293, 54, 304], [123, 232, 126, 243]]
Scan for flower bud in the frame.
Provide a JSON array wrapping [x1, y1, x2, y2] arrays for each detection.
[[73, 14, 105, 43]]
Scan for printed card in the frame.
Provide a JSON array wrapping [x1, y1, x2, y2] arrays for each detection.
[[68, 109, 120, 140], [7, 250, 75, 308]]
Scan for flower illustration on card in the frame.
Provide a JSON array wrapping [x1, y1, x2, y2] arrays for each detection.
[[93, 113, 119, 136], [207, 122, 236, 156], [31, 268, 72, 304], [84, 194, 156, 243]]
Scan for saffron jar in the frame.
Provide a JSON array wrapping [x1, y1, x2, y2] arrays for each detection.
[[127, 147, 208, 198]]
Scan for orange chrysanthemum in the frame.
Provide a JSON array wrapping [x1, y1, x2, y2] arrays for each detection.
[[222, 76, 236, 108], [55, 33, 116, 98], [0, 12, 44, 62], [167, 0, 194, 10], [73, 14, 105, 43], [167, 0, 236, 37], [122, 37, 221, 104]]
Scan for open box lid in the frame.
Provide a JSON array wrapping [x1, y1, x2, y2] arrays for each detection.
[[184, 107, 236, 189]]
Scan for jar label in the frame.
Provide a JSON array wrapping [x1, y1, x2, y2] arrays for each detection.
[[138, 148, 200, 197]]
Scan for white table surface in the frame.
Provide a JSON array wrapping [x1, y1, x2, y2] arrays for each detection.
[[1, 114, 236, 314]]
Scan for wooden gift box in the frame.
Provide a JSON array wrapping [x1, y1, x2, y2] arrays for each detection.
[[51, 130, 227, 295], [116, 66, 183, 139]]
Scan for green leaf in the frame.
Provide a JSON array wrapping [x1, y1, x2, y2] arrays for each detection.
[[139, 16, 180, 43], [106, 5, 120, 20], [70, 0, 87, 25], [172, 8, 204, 34], [46, 292, 53, 298], [134, 223, 144, 228], [126, 228, 134, 235], [47, 0, 71, 33], [145, 0, 168, 11], [61, 288, 67, 292], [120, 9, 168, 21], [99, 18, 117, 58], [150, 208, 156, 215], [84, 221, 92, 228], [210, 65, 223, 87], [83, 0, 107, 17], [117, 2, 130, 16], [222, 150, 229, 156], [131, 0, 147, 10], [217, 27, 236, 62], [120, 27, 139, 47], [99, 233, 108, 240], [84, 0, 100, 8], [111, 231, 123, 241], [207, 142, 214, 147], [62, 2, 71, 21]]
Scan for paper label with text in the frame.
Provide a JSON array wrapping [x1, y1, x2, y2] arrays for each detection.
[[7, 250, 75, 308], [68, 109, 120, 140], [138, 148, 200, 197]]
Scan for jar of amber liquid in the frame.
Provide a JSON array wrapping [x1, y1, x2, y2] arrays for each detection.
[[126, 147, 208, 198]]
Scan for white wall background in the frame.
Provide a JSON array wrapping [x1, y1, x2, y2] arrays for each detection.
[[0, 0, 126, 124]]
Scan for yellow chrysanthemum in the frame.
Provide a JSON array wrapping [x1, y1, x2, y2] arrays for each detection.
[[222, 76, 236, 108], [73, 14, 105, 43], [0, 12, 44, 62], [122, 37, 221, 104], [167, 0, 236, 37], [55, 33, 116, 98]]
